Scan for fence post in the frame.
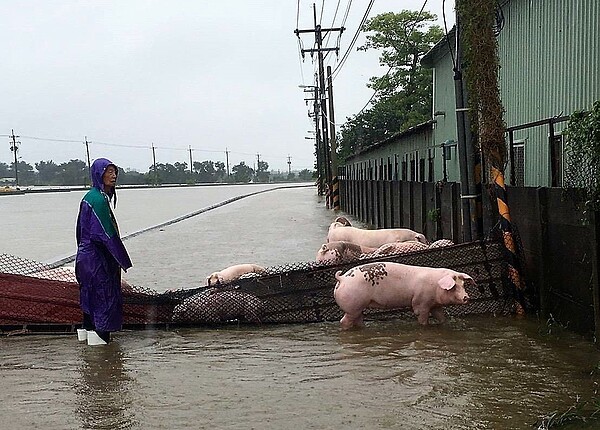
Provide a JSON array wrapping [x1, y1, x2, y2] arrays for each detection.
[[591, 209, 600, 343]]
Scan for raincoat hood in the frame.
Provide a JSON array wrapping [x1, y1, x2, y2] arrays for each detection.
[[90, 157, 118, 204]]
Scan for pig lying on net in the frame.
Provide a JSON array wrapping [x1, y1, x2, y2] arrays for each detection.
[[172, 288, 263, 324], [206, 264, 265, 287], [316, 239, 455, 264]]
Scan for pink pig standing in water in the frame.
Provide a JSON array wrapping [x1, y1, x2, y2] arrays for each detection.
[[333, 262, 473, 328]]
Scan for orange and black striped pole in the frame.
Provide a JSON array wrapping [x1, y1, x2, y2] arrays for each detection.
[[458, 0, 526, 314], [491, 166, 526, 314]]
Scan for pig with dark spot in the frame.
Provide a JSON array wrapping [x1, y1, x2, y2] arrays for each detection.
[[333, 216, 352, 226], [333, 262, 472, 328]]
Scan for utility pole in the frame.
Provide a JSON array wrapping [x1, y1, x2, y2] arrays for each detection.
[[327, 65, 339, 210], [151, 143, 157, 186], [303, 85, 324, 194], [9, 129, 19, 186], [287, 155, 292, 175], [309, 89, 325, 195], [188, 145, 193, 176], [84, 136, 92, 187], [256, 153, 261, 181], [225, 148, 230, 179], [295, 4, 343, 205], [453, 8, 482, 242]]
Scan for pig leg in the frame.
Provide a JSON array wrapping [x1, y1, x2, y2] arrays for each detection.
[[430, 307, 446, 323], [340, 312, 364, 329], [413, 305, 431, 325]]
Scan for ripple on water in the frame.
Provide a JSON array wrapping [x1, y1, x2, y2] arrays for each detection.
[[2, 314, 600, 429]]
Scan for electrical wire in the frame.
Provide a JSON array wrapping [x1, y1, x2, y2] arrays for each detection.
[[19, 135, 81, 143], [330, 0, 375, 81], [354, 0, 430, 117], [319, 0, 325, 26], [442, 0, 457, 70], [3, 133, 306, 167], [323, 0, 343, 66]]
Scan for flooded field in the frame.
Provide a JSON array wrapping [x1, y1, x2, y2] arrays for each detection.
[[1, 184, 600, 429]]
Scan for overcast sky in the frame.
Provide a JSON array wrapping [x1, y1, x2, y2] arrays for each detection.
[[0, 1, 454, 173]]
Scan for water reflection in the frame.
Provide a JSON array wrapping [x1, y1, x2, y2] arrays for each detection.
[[76, 342, 136, 430]]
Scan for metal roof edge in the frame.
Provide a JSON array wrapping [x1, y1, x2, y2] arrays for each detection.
[[345, 120, 435, 161]]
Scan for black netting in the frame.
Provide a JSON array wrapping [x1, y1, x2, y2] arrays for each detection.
[[1, 238, 517, 334]]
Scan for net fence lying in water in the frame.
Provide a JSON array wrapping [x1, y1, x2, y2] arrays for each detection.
[[0, 238, 517, 334]]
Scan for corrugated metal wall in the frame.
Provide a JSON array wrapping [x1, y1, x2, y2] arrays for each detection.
[[431, 46, 461, 182], [340, 0, 598, 188], [498, 0, 600, 186], [344, 126, 434, 181]]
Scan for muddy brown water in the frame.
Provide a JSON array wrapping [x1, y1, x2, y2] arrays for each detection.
[[1, 184, 600, 429]]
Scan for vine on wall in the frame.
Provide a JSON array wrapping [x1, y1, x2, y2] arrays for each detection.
[[456, 0, 507, 172], [565, 100, 600, 212]]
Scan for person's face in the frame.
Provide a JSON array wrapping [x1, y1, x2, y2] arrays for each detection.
[[102, 165, 118, 189]]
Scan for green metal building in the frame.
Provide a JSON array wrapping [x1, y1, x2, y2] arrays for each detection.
[[345, 0, 600, 187]]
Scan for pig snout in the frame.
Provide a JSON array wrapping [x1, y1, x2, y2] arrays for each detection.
[[453, 276, 472, 304]]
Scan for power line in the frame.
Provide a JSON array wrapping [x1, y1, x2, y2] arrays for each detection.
[[442, 0, 457, 70], [4, 133, 310, 166], [354, 0, 431, 117], [330, 0, 375, 81], [20, 135, 81, 143]]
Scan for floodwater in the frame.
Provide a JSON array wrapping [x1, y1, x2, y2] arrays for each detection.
[[2, 184, 600, 429]]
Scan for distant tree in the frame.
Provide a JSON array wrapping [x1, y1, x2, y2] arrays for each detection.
[[147, 164, 161, 185], [255, 160, 270, 183], [148, 162, 189, 184], [11, 161, 36, 185], [35, 160, 61, 185], [173, 162, 189, 183], [0, 162, 12, 178], [297, 169, 313, 181], [194, 160, 227, 183], [214, 161, 226, 182], [232, 161, 254, 183], [338, 10, 443, 161], [59, 159, 88, 185], [119, 169, 146, 185]]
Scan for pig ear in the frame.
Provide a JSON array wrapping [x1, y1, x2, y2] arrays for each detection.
[[438, 275, 456, 290]]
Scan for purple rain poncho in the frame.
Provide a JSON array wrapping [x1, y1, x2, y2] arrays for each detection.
[[75, 158, 132, 332]]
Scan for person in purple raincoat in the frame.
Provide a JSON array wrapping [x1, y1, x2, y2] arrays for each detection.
[[75, 158, 132, 345]]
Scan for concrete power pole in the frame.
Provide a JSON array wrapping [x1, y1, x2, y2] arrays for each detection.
[[9, 129, 20, 186], [256, 153, 261, 181], [304, 85, 324, 194], [151, 143, 157, 185], [84, 136, 92, 187], [327, 65, 340, 210], [225, 148, 230, 179], [295, 4, 344, 205]]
